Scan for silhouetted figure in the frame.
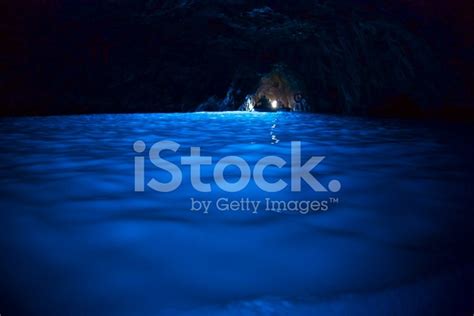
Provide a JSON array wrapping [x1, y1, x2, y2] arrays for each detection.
[[255, 96, 272, 111]]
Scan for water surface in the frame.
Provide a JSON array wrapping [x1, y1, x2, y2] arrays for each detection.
[[0, 112, 473, 315]]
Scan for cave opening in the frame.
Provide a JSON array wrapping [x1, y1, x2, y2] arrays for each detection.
[[247, 64, 308, 112]]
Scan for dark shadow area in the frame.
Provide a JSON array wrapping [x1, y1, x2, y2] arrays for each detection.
[[1, 0, 473, 118]]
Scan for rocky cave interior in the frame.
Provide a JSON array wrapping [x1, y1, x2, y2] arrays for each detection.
[[199, 64, 306, 112], [3, 0, 472, 117]]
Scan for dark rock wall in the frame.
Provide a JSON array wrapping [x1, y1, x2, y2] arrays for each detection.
[[2, 0, 471, 116]]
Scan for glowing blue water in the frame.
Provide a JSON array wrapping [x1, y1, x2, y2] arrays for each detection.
[[0, 113, 472, 315]]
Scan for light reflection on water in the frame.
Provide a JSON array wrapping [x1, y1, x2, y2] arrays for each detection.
[[0, 112, 473, 315]]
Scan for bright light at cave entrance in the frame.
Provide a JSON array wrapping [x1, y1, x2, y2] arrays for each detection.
[[271, 100, 278, 109]]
